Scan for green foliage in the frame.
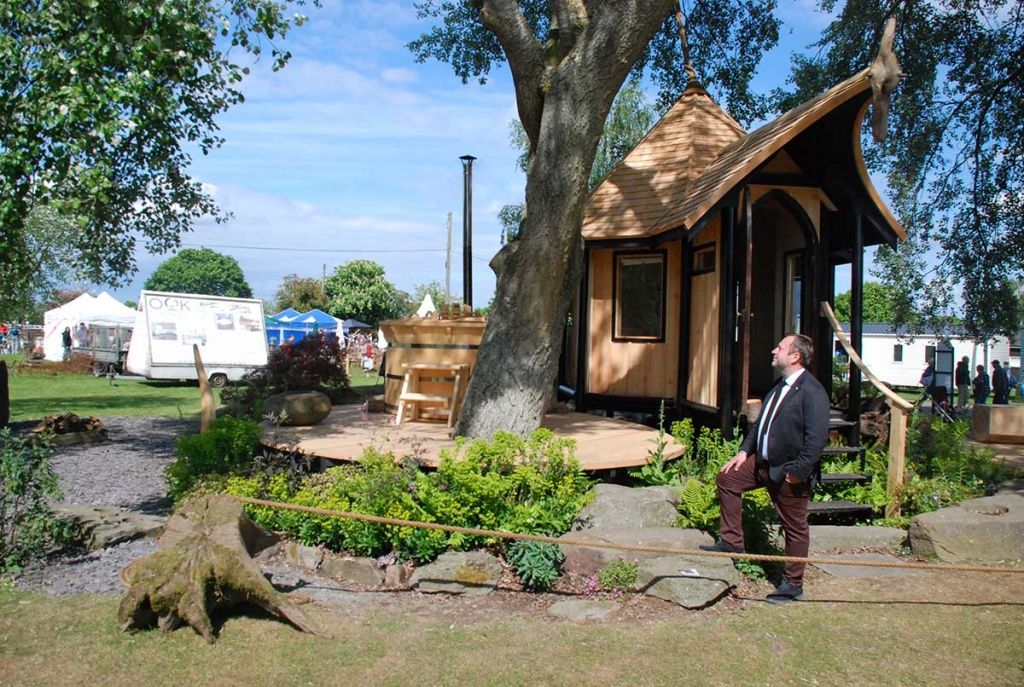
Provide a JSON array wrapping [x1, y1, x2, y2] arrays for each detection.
[[219, 429, 593, 564], [506, 540, 564, 591], [628, 402, 676, 485], [324, 260, 404, 326], [597, 558, 638, 593], [0, 1, 310, 310], [273, 274, 328, 314], [0, 430, 72, 572], [408, 281, 461, 315], [144, 248, 253, 298], [166, 417, 263, 502], [833, 282, 899, 324], [0, 207, 81, 321]]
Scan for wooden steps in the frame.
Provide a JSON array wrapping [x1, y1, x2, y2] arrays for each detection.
[[818, 472, 871, 485], [807, 500, 876, 518]]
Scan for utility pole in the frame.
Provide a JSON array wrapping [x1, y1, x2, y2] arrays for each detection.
[[445, 212, 453, 309]]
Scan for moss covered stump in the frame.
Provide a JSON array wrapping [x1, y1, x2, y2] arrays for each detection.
[[118, 494, 322, 643]]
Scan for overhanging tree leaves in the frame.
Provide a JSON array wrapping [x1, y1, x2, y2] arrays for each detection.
[[410, 0, 780, 437], [0, 0, 312, 313], [144, 248, 253, 298], [776, 1, 1023, 339]]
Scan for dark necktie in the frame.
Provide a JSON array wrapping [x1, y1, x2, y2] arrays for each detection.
[[757, 381, 786, 457]]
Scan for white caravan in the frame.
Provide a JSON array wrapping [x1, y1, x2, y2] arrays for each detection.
[[126, 291, 269, 387]]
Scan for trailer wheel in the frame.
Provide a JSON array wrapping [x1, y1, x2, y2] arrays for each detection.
[[209, 373, 228, 388]]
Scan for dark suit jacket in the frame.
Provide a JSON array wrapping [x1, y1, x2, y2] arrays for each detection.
[[739, 369, 830, 484]]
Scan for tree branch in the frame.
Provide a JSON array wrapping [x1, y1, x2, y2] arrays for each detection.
[[479, 0, 546, 145]]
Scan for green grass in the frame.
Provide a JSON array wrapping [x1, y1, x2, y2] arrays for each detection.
[[1, 578, 1022, 687], [6, 369, 221, 421]]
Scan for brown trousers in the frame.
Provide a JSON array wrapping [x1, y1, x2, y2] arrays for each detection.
[[715, 455, 811, 586]]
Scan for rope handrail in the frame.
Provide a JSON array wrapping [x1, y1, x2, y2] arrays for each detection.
[[821, 301, 913, 412], [235, 496, 1024, 575]]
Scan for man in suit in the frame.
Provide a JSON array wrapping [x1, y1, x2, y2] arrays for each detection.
[[702, 333, 830, 603]]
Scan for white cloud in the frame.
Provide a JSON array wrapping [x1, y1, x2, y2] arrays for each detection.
[[381, 67, 417, 84]]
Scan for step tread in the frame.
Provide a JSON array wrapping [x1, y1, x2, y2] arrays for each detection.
[[807, 500, 875, 514], [818, 472, 871, 484], [398, 392, 451, 403], [828, 418, 858, 428], [822, 446, 864, 455]]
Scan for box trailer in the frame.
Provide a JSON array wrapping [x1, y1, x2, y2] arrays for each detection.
[[126, 291, 269, 387]]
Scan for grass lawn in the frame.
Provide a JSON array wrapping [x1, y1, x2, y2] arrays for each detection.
[[2, 571, 1023, 687]]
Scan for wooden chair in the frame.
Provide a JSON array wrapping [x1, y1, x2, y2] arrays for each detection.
[[395, 363, 469, 428]]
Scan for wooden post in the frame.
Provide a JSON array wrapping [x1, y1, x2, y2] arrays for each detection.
[[0, 361, 9, 429], [886, 403, 908, 519], [739, 187, 753, 411], [193, 344, 214, 434]]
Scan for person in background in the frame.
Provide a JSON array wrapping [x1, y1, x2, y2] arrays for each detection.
[[9, 323, 20, 353], [954, 356, 971, 409], [1005, 362, 1017, 401], [972, 364, 990, 405], [62, 326, 73, 360], [991, 360, 1009, 404]]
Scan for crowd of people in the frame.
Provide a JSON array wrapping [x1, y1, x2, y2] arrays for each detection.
[[0, 322, 23, 353], [949, 356, 1019, 408]]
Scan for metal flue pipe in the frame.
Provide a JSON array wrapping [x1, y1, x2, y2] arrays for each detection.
[[459, 154, 476, 308]]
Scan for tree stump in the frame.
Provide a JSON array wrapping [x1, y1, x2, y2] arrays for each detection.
[[118, 495, 322, 643]]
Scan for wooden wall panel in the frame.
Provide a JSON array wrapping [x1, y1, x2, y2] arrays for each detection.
[[587, 244, 681, 398], [687, 220, 720, 405]]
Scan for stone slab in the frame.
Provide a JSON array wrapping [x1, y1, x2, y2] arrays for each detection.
[[52, 504, 165, 550], [809, 525, 908, 553], [635, 555, 739, 609], [319, 554, 385, 587], [571, 484, 680, 531], [548, 599, 620, 621], [559, 527, 713, 577], [909, 493, 1024, 563], [411, 550, 503, 595], [813, 552, 922, 578]]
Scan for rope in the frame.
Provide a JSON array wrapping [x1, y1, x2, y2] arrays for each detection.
[[234, 496, 1024, 575]]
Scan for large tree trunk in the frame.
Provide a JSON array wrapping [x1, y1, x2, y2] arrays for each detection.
[[455, 1, 675, 438]]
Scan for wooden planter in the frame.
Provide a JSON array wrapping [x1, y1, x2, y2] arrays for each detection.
[[379, 319, 487, 412]]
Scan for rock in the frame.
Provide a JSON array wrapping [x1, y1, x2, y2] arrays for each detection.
[[284, 542, 324, 570], [909, 493, 1024, 562], [548, 599, 620, 621], [559, 527, 713, 577], [52, 504, 165, 550], [808, 525, 907, 553], [263, 391, 332, 426], [319, 554, 385, 587], [813, 552, 922, 578], [411, 550, 503, 595], [635, 555, 740, 609], [571, 484, 680, 531], [997, 479, 1024, 496], [384, 564, 414, 590]]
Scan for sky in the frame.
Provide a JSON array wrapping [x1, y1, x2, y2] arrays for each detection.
[[103, 0, 864, 310]]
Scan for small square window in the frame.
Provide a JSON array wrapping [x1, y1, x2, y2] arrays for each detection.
[[691, 243, 716, 275], [613, 252, 666, 341], [893, 344, 903, 362]]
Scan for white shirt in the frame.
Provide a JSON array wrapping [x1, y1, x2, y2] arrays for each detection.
[[759, 368, 805, 460]]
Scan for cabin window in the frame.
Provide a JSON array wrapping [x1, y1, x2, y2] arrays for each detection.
[[925, 344, 936, 365], [893, 344, 903, 362], [691, 243, 716, 275], [784, 252, 803, 334], [613, 251, 666, 342]]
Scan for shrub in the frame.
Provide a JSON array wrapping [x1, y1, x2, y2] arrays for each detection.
[[0, 430, 74, 572], [506, 540, 564, 591], [598, 558, 638, 592], [219, 429, 594, 564], [221, 331, 352, 418], [167, 416, 263, 501]]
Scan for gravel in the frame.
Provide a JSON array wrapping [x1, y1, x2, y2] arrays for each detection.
[[13, 416, 197, 596]]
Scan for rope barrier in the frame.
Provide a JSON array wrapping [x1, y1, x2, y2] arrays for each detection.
[[234, 496, 1024, 575]]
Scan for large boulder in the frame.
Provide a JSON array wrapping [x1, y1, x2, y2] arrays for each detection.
[[411, 550, 503, 595], [319, 554, 385, 587], [635, 554, 740, 609], [53, 504, 165, 550], [809, 525, 907, 553], [263, 391, 332, 426], [559, 526, 713, 577], [572, 484, 680, 531], [908, 493, 1024, 562]]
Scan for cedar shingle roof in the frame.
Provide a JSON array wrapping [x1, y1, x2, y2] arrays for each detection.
[[581, 85, 745, 240], [583, 68, 907, 241]]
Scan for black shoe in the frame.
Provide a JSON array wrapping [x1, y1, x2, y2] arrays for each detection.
[[766, 581, 804, 604], [699, 538, 744, 554]]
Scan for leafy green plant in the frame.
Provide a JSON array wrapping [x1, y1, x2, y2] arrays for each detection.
[[598, 558, 638, 592], [167, 416, 263, 501], [0, 430, 74, 572], [629, 402, 677, 485], [506, 540, 564, 591]]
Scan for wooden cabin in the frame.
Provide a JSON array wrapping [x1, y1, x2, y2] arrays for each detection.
[[564, 69, 906, 434]]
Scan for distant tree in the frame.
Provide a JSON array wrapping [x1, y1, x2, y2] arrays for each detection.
[[123, 300, 138, 310], [0, 206, 82, 320], [273, 274, 328, 313], [1, 1, 311, 306], [408, 281, 461, 315], [324, 260, 404, 326], [144, 248, 253, 298], [833, 282, 900, 324]]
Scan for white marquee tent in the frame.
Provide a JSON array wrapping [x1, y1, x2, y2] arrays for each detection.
[[43, 292, 137, 361]]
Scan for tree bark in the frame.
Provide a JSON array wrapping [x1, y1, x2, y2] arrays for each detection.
[[455, 1, 675, 438]]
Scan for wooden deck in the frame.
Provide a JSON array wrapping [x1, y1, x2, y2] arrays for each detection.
[[262, 405, 686, 471]]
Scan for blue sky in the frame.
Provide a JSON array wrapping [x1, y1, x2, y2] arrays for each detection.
[[107, 0, 863, 308]]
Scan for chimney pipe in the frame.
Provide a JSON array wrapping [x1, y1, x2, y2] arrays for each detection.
[[459, 154, 476, 308]]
